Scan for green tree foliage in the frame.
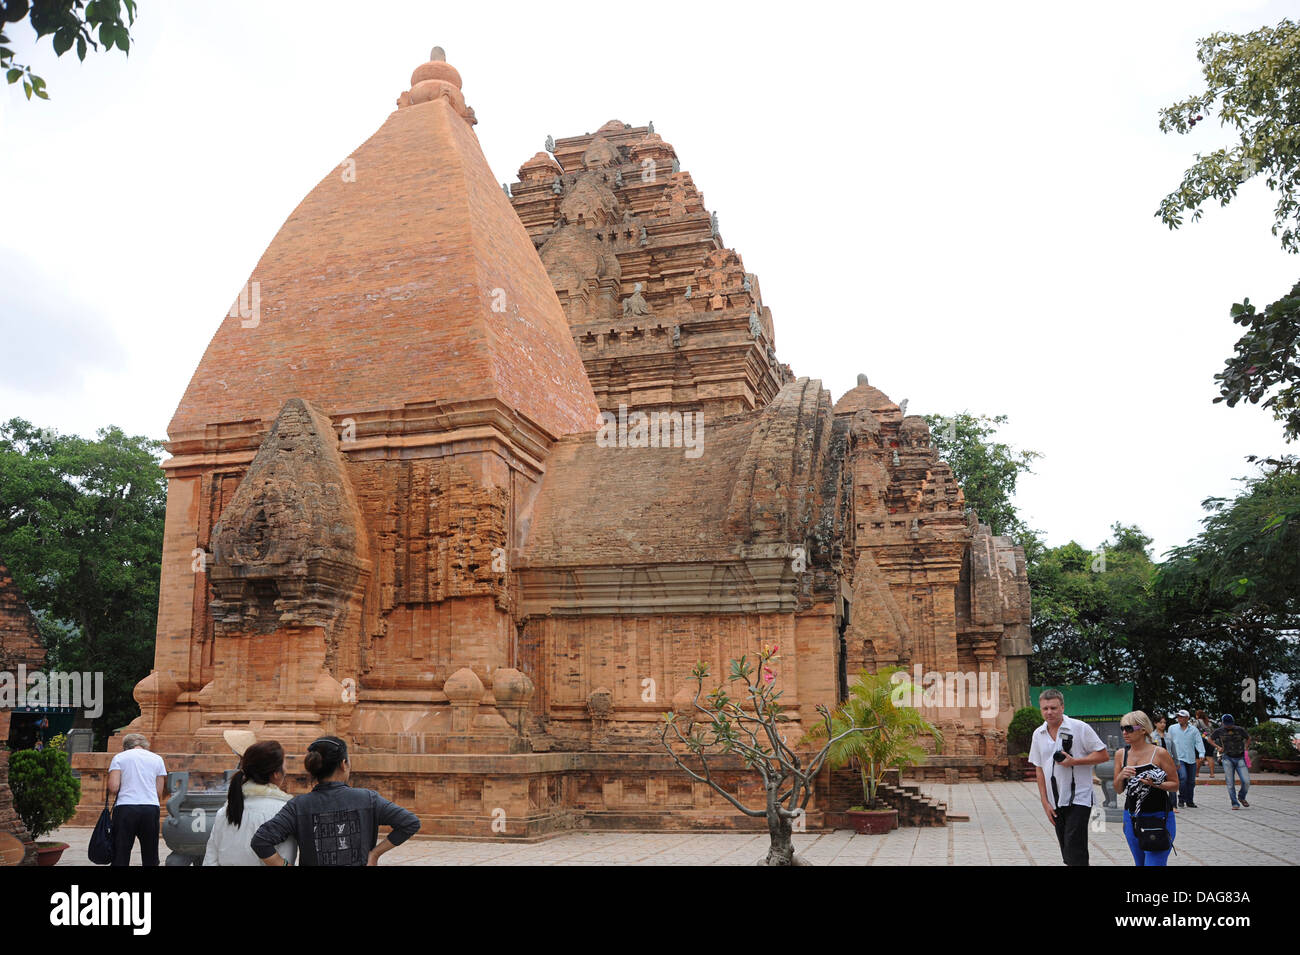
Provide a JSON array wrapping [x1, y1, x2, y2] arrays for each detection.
[[1030, 523, 1174, 706], [0, 418, 165, 744], [1155, 459, 1300, 722], [1157, 19, 1300, 442], [9, 734, 81, 841], [1030, 464, 1300, 723], [1, 0, 136, 100], [925, 411, 1043, 562], [1216, 283, 1300, 442], [1157, 19, 1300, 250]]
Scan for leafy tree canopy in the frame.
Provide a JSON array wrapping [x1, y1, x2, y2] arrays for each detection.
[[925, 411, 1044, 562], [1029, 461, 1300, 724], [0, 418, 164, 744], [1029, 522, 1166, 700], [1, 0, 136, 100], [1215, 281, 1300, 441], [1157, 18, 1300, 442], [1155, 458, 1300, 720], [1157, 18, 1300, 251]]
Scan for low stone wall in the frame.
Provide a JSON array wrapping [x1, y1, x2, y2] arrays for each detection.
[[72, 750, 844, 839]]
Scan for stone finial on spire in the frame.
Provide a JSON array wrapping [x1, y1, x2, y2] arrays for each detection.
[[397, 44, 477, 125]]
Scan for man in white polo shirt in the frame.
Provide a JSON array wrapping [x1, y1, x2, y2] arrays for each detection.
[[1029, 688, 1109, 866], [107, 733, 168, 867]]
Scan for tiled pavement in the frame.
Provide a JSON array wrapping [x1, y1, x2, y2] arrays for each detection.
[[50, 781, 1299, 866]]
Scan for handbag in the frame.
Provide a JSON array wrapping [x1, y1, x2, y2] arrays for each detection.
[[87, 788, 113, 865], [1135, 813, 1171, 852]]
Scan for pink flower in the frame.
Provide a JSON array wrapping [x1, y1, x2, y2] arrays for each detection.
[[763, 667, 775, 683]]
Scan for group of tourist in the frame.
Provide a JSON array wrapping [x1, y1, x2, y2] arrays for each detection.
[[106, 733, 420, 866], [1150, 709, 1252, 811], [104, 691, 1256, 869], [1029, 689, 1253, 868]]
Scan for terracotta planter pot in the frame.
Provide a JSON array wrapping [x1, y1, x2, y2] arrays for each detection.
[[847, 809, 897, 835], [36, 842, 69, 867]]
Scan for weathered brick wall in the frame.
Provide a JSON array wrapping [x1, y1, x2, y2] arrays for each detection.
[[0, 563, 47, 865], [508, 120, 791, 418]]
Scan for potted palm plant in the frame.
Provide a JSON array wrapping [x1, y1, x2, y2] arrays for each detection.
[[9, 733, 81, 866], [804, 667, 942, 835]]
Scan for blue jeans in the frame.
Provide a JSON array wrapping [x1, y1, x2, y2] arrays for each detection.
[[1123, 809, 1176, 866], [1177, 761, 1197, 805], [1222, 756, 1250, 805]]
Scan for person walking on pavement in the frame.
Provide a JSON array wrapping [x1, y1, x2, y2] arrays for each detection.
[[1115, 711, 1178, 866], [1195, 710, 1218, 778], [1167, 709, 1205, 808], [1029, 689, 1110, 866], [1209, 714, 1252, 810], [106, 733, 168, 866]]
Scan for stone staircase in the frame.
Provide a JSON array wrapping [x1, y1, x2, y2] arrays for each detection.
[[819, 767, 949, 827]]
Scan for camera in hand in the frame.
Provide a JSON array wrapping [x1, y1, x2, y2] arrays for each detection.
[[1052, 731, 1074, 763]]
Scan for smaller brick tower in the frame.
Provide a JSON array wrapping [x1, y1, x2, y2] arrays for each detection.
[[509, 122, 791, 417]]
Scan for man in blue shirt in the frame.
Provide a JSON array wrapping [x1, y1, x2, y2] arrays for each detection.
[[1166, 709, 1205, 808]]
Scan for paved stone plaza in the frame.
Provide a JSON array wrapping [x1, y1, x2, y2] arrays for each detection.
[[51, 780, 1299, 865]]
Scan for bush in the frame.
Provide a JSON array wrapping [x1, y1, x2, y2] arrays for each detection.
[[1250, 721, 1300, 760], [8, 734, 81, 842], [1007, 706, 1042, 756]]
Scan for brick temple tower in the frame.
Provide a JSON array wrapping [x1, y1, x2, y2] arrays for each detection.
[[72, 49, 1032, 833], [121, 46, 599, 757]]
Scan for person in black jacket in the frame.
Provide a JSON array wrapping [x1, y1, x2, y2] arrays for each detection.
[[251, 736, 420, 866]]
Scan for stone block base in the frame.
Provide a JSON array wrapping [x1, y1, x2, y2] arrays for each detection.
[[72, 750, 838, 839]]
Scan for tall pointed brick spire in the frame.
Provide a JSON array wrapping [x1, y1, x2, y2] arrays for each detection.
[[171, 46, 598, 445]]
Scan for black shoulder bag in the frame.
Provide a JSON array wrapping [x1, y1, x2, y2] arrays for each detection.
[[87, 787, 113, 865]]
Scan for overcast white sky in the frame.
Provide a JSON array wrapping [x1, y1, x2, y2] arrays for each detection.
[[1, 0, 1296, 559]]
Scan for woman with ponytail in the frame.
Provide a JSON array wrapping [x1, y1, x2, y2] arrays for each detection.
[[203, 740, 298, 866], [251, 736, 419, 866]]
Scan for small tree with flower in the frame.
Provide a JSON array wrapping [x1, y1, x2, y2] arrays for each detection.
[[658, 643, 873, 866]]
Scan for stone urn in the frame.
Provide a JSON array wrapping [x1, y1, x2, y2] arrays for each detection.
[[163, 770, 235, 866], [1094, 757, 1124, 822], [1095, 758, 1116, 805]]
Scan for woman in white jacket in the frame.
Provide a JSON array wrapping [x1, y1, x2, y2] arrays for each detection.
[[203, 740, 298, 866]]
